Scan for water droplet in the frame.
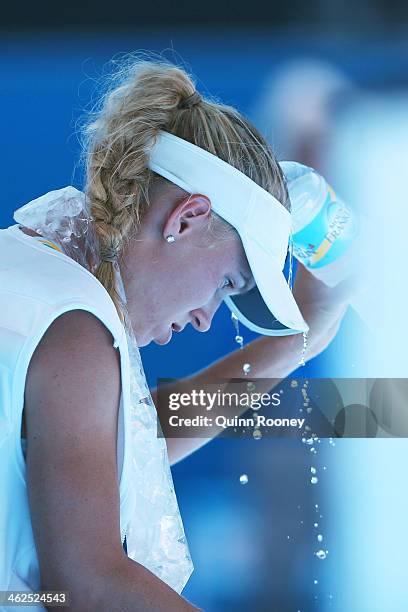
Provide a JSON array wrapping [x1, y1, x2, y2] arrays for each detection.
[[242, 363, 251, 375], [298, 331, 308, 366], [286, 535, 290, 540], [253, 429, 262, 440], [323, 466, 327, 471], [317, 534, 323, 542], [311, 476, 318, 485], [307, 407, 313, 413], [315, 504, 319, 509], [291, 380, 298, 388], [315, 549, 327, 560], [310, 467, 317, 474], [305, 438, 314, 445], [235, 334, 243, 345], [314, 579, 318, 585], [246, 382, 256, 392], [314, 522, 319, 528], [239, 474, 248, 485]]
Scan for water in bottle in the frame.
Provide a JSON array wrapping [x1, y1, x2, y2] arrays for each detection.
[[280, 161, 360, 288]]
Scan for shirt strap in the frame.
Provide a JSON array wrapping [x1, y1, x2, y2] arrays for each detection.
[[34, 238, 64, 254]]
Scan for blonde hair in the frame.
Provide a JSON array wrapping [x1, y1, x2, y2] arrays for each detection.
[[80, 54, 290, 327]]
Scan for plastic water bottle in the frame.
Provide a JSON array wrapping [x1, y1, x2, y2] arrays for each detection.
[[280, 161, 360, 288]]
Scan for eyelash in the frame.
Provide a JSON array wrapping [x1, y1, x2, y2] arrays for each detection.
[[221, 277, 234, 290]]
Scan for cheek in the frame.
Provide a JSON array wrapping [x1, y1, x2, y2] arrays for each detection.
[[169, 260, 218, 306]]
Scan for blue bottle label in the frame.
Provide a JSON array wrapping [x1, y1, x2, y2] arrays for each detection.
[[292, 185, 359, 269]]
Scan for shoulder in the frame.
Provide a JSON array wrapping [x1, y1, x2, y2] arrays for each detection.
[[25, 309, 122, 426]]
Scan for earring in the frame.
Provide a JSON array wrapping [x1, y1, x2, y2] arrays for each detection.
[[165, 234, 175, 243]]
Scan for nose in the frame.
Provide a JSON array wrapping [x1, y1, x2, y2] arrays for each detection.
[[190, 301, 221, 332], [190, 309, 212, 332], [190, 294, 224, 333]]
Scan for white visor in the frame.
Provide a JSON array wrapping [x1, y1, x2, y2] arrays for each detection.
[[147, 131, 309, 336]]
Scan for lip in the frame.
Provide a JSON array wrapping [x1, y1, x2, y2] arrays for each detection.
[[154, 327, 173, 345]]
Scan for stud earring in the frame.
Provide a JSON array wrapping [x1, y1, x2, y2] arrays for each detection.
[[165, 234, 175, 243]]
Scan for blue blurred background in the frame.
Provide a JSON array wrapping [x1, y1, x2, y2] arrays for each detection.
[[1, 4, 408, 610]]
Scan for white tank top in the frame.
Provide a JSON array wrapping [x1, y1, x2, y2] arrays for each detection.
[[0, 199, 193, 609]]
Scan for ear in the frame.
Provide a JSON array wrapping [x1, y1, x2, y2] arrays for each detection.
[[162, 193, 212, 241]]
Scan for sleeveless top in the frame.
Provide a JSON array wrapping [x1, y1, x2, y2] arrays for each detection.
[[0, 187, 193, 609]]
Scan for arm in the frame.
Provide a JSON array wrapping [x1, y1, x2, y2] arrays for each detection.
[[24, 309, 201, 612], [155, 264, 359, 465]]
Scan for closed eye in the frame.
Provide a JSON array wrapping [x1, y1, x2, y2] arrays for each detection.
[[220, 277, 235, 290]]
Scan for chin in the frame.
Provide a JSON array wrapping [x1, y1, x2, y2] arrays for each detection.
[[133, 329, 150, 347], [134, 325, 172, 347]]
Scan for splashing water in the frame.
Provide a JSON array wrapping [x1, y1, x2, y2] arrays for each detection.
[[231, 313, 259, 440], [298, 331, 309, 366], [239, 474, 248, 485], [242, 363, 251, 375], [235, 334, 243, 345], [230, 312, 252, 378], [231, 312, 244, 349], [315, 549, 327, 560]]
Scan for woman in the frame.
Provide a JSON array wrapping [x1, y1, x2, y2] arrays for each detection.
[[0, 57, 355, 611]]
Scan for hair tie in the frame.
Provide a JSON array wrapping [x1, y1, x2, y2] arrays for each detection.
[[178, 91, 202, 110], [100, 245, 119, 263]]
